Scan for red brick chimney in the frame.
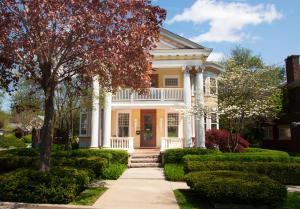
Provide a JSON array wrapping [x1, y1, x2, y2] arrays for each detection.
[[285, 55, 300, 84]]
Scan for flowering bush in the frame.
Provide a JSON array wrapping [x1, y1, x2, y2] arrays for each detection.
[[205, 129, 250, 152]]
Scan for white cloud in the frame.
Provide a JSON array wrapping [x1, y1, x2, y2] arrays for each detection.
[[207, 52, 225, 62], [168, 0, 282, 43]]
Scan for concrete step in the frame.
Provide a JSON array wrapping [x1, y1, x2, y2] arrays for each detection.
[[131, 154, 160, 158], [130, 162, 161, 168], [131, 158, 160, 163]]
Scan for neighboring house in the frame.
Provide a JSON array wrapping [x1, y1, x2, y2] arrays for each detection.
[[79, 28, 223, 152], [15, 115, 44, 137], [263, 55, 300, 152]]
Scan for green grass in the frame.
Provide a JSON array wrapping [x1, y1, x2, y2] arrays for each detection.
[[0, 134, 27, 148], [164, 163, 185, 181], [174, 189, 300, 209], [69, 187, 107, 205], [174, 189, 214, 209]]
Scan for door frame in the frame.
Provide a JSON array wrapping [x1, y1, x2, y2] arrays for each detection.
[[140, 109, 156, 148]]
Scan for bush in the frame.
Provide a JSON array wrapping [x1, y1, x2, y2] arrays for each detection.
[[185, 171, 287, 205], [185, 161, 300, 185], [205, 129, 250, 152], [22, 134, 32, 143], [0, 156, 39, 174], [164, 148, 220, 164], [0, 148, 39, 157], [183, 149, 290, 163], [0, 135, 27, 148], [102, 164, 127, 179], [0, 167, 91, 204], [164, 163, 185, 181], [53, 157, 108, 177]]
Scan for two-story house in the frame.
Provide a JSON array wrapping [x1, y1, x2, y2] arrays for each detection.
[[78, 28, 223, 152]]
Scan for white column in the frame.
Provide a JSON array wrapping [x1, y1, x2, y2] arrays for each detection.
[[195, 66, 206, 148], [183, 66, 192, 147], [90, 77, 100, 148], [103, 92, 112, 148]]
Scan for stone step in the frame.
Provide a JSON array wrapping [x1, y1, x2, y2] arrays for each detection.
[[131, 158, 160, 163], [130, 162, 161, 168], [131, 154, 160, 159]]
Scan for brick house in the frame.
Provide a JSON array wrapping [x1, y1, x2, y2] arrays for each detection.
[[263, 55, 300, 152]]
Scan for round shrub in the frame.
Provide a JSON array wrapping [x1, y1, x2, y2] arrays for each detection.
[[102, 164, 127, 180], [0, 167, 91, 204], [185, 171, 287, 205], [0, 156, 39, 174]]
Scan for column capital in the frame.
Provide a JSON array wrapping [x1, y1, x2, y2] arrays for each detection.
[[182, 65, 192, 73], [195, 63, 205, 73]]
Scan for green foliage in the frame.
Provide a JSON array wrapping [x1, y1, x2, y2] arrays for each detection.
[[22, 134, 32, 143], [0, 134, 27, 148], [280, 193, 300, 209], [164, 163, 185, 181], [174, 189, 214, 209], [164, 148, 220, 164], [70, 187, 107, 206], [290, 157, 300, 163], [185, 171, 287, 205], [0, 148, 39, 157], [0, 167, 91, 204], [185, 161, 300, 185], [0, 156, 39, 174], [183, 149, 290, 163], [102, 164, 126, 180]]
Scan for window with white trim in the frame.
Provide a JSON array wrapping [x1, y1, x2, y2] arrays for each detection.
[[164, 76, 179, 87], [118, 113, 130, 137], [167, 113, 179, 137], [210, 77, 217, 95], [211, 113, 218, 129], [80, 109, 88, 136], [204, 77, 209, 95], [263, 127, 273, 140]]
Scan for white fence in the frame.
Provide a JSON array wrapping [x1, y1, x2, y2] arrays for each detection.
[[160, 137, 183, 151], [110, 137, 134, 152], [112, 88, 184, 102]]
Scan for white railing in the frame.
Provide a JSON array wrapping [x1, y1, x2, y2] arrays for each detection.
[[160, 137, 183, 151], [110, 137, 134, 152], [112, 88, 184, 102]]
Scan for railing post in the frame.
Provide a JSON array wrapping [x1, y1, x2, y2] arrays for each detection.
[[128, 137, 134, 153], [161, 88, 164, 101], [160, 137, 166, 151]]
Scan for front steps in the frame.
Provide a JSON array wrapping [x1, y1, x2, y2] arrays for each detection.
[[129, 151, 161, 168]]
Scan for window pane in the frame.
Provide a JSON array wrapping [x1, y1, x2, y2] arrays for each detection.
[[80, 113, 87, 135], [118, 113, 129, 137], [210, 78, 217, 95], [118, 127, 129, 137], [168, 126, 178, 137], [168, 113, 179, 137], [165, 78, 178, 87]]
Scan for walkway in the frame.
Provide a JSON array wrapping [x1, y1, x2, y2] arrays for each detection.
[[94, 168, 184, 209]]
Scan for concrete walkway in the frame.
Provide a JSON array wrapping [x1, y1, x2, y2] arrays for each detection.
[[93, 168, 181, 209]]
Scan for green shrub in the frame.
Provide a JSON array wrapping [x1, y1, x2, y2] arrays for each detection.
[[0, 167, 91, 204], [22, 134, 32, 143], [290, 157, 300, 163], [164, 163, 185, 181], [102, 164, 126, 179], [184, 150, 290, 163], [0, 135, 27, 148], [164, 148, 220, 164], [0, 156, 39, 174], [185, 161, 300, 185], [0, 148, 39, 157], [185, 171, 287, 205], [53, 157, 108, 177]]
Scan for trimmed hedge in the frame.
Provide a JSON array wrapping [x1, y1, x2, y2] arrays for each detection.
[[164, 148, 220, 164], [183, 150, 290, 163], [0, 156, 39, 174], [164, 163, 185, 181], [185, 161, 300, 185], [0, 167, 92, 204], [102, 164, 127, 180], [185, 171, 287, 205]]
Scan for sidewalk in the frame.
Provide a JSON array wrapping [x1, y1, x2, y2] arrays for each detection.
[[93, 168, 182, 209]]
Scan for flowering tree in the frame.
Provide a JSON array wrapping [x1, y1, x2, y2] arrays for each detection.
[[0, 0, 165, 171]]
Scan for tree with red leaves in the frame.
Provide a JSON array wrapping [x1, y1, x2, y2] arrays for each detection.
[[0, 0, 166, 171]]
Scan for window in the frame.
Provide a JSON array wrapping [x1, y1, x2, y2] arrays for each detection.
[[164, 76, 179, 87], [80, 109, 88, 136], [211, 113, 218, 129], [210, 78, 217, 95], [263, 127, 273, 140], [167, 113, 179, 137], [278, 126, 291, 140], [118, 113, 130, 137], [204, 77, 209, 95]]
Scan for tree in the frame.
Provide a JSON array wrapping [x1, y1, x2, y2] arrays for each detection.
[[0, 1, 166, 171], [218, 48, 282, 150]]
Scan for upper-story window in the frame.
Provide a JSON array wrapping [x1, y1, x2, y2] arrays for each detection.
[[204, 77, 218, 96], [164, 76, 179, 87], [80, 109, 88, 136]]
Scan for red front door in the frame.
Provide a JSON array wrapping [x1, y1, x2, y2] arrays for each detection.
[[140, 110, 156, 147]]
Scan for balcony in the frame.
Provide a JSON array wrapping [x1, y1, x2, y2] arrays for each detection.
[[112, 88, 184, 102]]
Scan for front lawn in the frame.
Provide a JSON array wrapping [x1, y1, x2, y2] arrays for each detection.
[[174, 189, 300, 209], [69, 187, 107, 205]]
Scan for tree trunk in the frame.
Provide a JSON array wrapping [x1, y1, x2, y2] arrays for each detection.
[[40, 86, 55, 172]]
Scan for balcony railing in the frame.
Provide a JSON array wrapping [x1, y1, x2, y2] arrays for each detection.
[[112, 88, 184, 102], [160, 137, 184, 151], [110, 137, 134, 152]]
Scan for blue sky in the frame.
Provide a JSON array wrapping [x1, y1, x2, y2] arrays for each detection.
[[1, 0, 300, 112], [154, 0, 300, 65]]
